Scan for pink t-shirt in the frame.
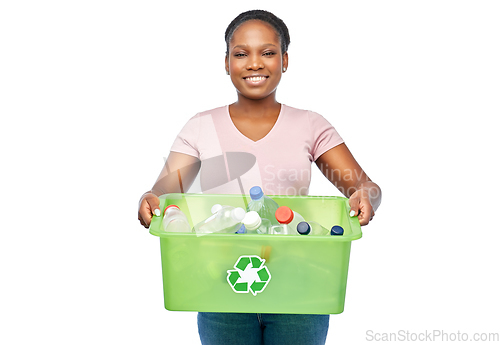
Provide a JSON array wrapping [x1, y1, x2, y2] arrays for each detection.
[[170, 104, 343, 196]]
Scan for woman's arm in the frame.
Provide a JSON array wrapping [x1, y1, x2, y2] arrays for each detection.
[[138, 152, 201, 228], [315, 143, 381, 226]]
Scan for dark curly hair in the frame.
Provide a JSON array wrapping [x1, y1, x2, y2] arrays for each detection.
[[225, 10, 290, 55]]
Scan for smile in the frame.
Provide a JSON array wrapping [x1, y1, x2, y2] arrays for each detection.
[[243, 75, 269, 85], [244, 76, 268, 82]]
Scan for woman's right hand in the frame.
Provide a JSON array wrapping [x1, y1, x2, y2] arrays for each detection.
[[138, 152, 201, 229], [138, 192, 161, 228]]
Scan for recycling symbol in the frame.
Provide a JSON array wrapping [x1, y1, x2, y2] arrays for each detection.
[[227, 255, 271, 296]]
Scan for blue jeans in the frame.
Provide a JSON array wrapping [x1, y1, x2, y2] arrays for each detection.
[[197, 312, 329, 345]]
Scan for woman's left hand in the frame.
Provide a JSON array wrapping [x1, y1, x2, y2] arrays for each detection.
[[348, 188, 375, 226], [315, 143, 381, 227]]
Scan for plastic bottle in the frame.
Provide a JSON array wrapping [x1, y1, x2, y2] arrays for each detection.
[[296, 221, 330, 236], [193, 205, 246, 234], [269, 224, 290, 235], [273, 206, 305, 235], [246, 186, 280, 226], [242, 211, 271, 234], [162, 205, 191, 232], [235, 224, 246, 234]]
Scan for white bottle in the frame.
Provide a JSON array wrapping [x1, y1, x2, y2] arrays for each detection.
[[242, 211, 271, 234], [162, 205, 191, 232], [193, 205, 246, 234], [274, 206, 304, 235]]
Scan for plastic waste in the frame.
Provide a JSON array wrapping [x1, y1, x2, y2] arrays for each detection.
[[273, 206, 305, 235], [162, 205, 191, 232], [235, 224, 246, 234], [296, 221, 330, 236], [247, 186, 280, 226], [269, 224, 291, 235], [242, 211, 271, 234], [193, 205, 246, 234], [330, 225, 344, 236]]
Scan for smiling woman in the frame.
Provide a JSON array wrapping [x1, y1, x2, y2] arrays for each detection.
[[225, 19, 287, 107], [138, 8, 382, 345]]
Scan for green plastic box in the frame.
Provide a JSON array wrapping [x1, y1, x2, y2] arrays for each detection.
[[149, 193, 362, 314]]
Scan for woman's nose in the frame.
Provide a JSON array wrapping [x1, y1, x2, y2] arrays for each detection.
[[247, 55, 264, 70]]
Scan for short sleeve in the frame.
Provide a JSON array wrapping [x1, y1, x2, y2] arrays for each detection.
[[308, 111, 344, 161], [170, 114, 201, 158]]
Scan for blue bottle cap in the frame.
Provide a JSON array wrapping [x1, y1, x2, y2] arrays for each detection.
[[235, 224, 246, 234], [249, 186, 264, 200], [330, 225, 344, 236], [296, 221, 311, 235]]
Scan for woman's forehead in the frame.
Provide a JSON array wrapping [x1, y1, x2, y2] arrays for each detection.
[[229, 20, 280, 47]]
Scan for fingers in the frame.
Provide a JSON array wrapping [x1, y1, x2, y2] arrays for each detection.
[[150, 198, 161, 217], [357, 206, 374, 226], [138, 205, 152, 228], [138, 216, 149, 228], [349, 204, 360, 218], [348, 192, 360, 218], [349, 190, 374, 226], [138, 193, 161, 228]]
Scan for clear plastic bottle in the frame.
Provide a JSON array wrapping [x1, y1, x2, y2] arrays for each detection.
[[296, 221, 330, 236], [193, 205, 246, 234], [242, 211, 271, 234], [246, 186, 280, 226], [269, 224, 291, 235], [274, 206, 305, 235], [162, 205, 191, 232]]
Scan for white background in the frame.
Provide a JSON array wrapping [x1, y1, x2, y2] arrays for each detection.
[[1, 1, 499, 344]]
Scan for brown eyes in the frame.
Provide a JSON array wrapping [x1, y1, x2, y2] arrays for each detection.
[[234, 52, 277, 58]]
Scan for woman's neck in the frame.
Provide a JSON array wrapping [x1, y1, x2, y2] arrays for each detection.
[[230, 94, 281, 118]]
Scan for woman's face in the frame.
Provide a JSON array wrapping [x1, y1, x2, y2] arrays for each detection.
[[225, 20, 288, 102]]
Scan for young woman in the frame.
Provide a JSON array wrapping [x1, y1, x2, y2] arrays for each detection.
[[138, 9, 381, 345]]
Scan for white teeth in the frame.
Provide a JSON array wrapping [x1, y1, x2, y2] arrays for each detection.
[[247, 76, 266, 82]]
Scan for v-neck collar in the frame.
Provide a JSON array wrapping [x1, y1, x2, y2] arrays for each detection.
[[225, 104, 285, 144]]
